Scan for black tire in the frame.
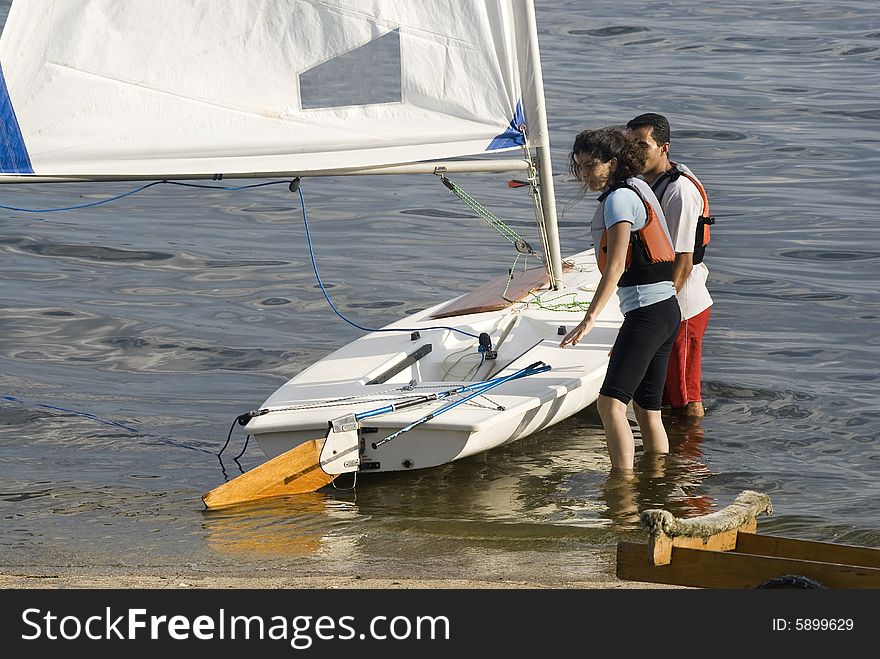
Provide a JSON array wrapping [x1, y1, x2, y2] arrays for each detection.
[[757, 574, 826, 589]]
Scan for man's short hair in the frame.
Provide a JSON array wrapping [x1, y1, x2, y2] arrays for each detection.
[[626, 113, 670, 146]]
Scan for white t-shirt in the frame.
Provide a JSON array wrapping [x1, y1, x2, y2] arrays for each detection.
[[655, 163, 713, 320]]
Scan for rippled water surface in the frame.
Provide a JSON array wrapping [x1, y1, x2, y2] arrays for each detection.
[[1, 1, 879, 582]]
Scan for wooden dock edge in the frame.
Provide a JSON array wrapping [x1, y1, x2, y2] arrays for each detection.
[[617, 539, 880, 589], [616, 490, 880, 589]]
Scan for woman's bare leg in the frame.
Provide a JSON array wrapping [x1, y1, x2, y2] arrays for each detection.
[[597, 394, 635, 470], [633, 401, 669, 455]]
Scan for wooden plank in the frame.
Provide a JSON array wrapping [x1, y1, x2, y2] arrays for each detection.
[[430, 265, 561, 319], [735, 533, 880, 569], [649, 519, 755, 566], [617, 541, 880, 589]]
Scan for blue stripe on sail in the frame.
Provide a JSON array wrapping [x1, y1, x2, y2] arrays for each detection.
[[0, 62, 33, 174], [485, 100, 526, 151]]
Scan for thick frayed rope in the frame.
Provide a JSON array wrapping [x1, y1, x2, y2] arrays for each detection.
[[641, 490, 773, 539]]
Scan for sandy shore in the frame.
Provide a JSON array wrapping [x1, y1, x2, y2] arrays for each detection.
[[0, 569, 686, 589]]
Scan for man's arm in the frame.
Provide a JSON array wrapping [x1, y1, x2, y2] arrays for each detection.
[[671, 252, 693, 292], [664, 178, 703, 292]]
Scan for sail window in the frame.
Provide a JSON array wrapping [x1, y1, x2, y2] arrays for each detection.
[[300, 28, 401, 110]]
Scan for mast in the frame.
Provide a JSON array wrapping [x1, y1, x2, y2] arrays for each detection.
[[521, 1, 563, 288]]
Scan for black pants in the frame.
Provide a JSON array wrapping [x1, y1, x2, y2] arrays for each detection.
[[600, 296, 681, 410]]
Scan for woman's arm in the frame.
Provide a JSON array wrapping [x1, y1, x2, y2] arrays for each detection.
[[560, 221, 630, 347]]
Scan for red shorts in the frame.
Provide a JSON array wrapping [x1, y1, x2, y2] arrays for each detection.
[[663, 306, 710, 408]]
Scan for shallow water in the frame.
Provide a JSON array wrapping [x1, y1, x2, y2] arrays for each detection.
[[1, 1, 879, 582]]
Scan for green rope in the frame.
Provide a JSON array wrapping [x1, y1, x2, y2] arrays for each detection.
[[498, 254, 590, 312], [522, 290, 591, 313], [500, 253, 524, 302], [442, 176, 534, 252], [443, 176, 588, 313]]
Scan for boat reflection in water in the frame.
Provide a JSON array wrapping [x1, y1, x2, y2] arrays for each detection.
[[198, 412, 715, 566], [201, 491, 359, 559]]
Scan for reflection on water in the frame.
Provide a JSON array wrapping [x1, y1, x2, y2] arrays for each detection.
[[202, 493, 356, 558], [198, 410, 719, 566], [601, 425, 715, 531]]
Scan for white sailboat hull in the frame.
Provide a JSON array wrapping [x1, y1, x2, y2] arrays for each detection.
[[246, 247, 620, 474]]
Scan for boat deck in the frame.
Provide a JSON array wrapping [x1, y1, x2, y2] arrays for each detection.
[[246, 249, 622, 471]]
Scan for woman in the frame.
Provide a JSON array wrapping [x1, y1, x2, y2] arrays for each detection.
[[560, 127, 681, 471]]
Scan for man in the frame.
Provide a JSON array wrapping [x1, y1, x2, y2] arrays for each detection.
[[626, 113, 713, 418]]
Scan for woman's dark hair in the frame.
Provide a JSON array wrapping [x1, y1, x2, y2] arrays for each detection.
[[569, 126, 646, 186]]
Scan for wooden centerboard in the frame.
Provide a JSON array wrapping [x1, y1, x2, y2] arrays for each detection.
[[430, 263, 571, 319]]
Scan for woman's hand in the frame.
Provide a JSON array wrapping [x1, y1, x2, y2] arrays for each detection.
[[560, 222, 628, 349], [560, 315, 595, 347]]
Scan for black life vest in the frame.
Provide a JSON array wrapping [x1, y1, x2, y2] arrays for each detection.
[[597, 181, 674, 288], [651, 163, 714, 265]]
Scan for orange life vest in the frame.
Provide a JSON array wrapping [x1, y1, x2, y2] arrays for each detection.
[[651, 163, 714, 265], [597, 181, 674, 287]]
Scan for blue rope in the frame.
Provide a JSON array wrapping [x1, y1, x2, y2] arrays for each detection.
[[1, 394, 213, 454], [296, 185, 480, 340], [2, 177, 481, 340], [2, 177, 486, 464], [0, 179, 288, 213]]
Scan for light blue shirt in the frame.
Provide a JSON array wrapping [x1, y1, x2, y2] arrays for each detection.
[[590, 178, 676, 314]]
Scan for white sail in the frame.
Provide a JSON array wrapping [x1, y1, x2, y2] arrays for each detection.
[[0, 0, 541, 178]]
